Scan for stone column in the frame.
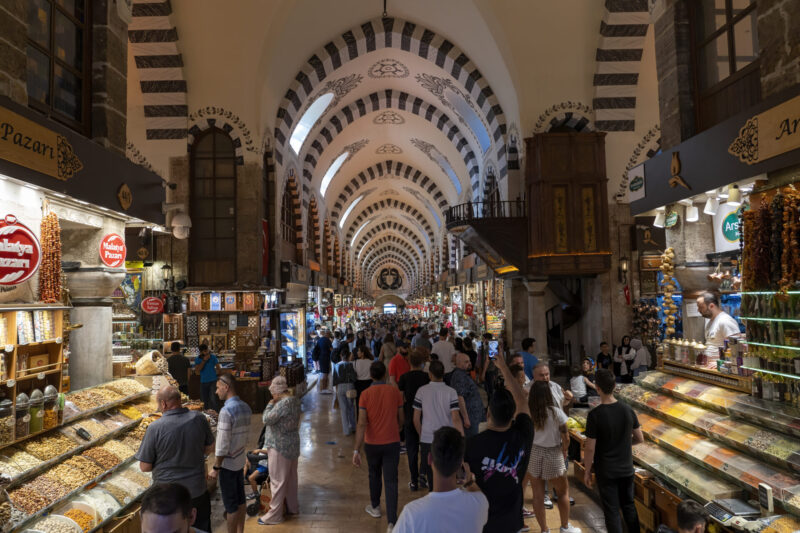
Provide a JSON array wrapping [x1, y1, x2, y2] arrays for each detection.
[[65, 268, 125, 390], [525, 280, 549, 361]]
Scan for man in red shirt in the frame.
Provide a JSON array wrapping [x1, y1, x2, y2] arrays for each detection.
[[388, 345, 410, 386], [353, 361, 404, 531]]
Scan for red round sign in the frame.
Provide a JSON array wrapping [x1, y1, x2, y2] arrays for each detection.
[[0, 215, 42, 286], [99, 233, 126, 268], [141, 297, 164, 314]]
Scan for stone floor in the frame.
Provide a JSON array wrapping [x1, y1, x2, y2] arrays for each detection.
[[208, 381, 609, 533]]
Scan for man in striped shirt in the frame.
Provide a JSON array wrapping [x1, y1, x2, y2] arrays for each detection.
[[208, 374, 252, 533]]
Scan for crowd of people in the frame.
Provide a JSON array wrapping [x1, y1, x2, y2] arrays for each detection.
[[136, 312, 691, 533]]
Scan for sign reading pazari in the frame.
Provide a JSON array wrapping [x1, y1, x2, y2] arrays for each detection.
[[0, 107, 83, 181], [730, 93, 800, 165]]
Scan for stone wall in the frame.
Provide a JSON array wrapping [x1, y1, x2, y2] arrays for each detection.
[[0, 0, 27, 104], [653, 0, 695, 151], [91, 0, 129, 155], [758, 0, 800, 99]]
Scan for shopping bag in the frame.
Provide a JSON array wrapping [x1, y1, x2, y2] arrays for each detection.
[[259, 480, 272, 513]]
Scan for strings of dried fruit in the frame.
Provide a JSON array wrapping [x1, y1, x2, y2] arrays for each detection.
[[38, 212, 62, 303], [779, 191, 800, 294], [770, 193, 784, 287], [741, 210, 756, 291], [751, 202, 772, 290]]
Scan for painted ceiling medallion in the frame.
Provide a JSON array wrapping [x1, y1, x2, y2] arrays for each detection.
[[377, 267, 403, 290], [410, 137, 454, 178], [376, 143, 402, 154], [320, 73, 364, 105], [344, 138, 370, 154], [368, 59, 410, 79], [373, 110, 405, 125]]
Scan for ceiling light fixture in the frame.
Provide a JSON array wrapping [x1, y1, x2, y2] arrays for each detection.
[[727, 184, 742, 206], [653, 211, 665, 228], [704, 195, 719, 216], [686, 205, 699, 222]]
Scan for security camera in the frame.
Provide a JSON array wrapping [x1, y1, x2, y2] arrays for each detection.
[[170, 211, 192, 240]]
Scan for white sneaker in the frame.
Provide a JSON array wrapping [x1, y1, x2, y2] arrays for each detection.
[[365, 505, 381, 518], [387, 524, 394, 533], [560, 524, 581, 533], [543, 495, 554, 509]]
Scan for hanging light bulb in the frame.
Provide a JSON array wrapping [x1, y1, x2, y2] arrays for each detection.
[[727, 184, 742, 206], [653, 211, 665, 228], [704, 196, 719, 215], [686, 205, 699, 222]]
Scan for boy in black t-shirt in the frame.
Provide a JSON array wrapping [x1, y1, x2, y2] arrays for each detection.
[[398, 349, 430, 491], [583, 369, 644, 533], [464, 342, 533, 533]]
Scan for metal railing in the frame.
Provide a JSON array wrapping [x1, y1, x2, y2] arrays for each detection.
[[445, 200, 526, 227]]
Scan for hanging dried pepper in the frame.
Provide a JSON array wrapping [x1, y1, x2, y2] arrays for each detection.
[[770, 192, 784, 288], [38, 212, 62, 303]]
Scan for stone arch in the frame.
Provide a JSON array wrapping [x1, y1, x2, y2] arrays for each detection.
[[129, 1, 189, 140], [274, 16, 508, 171], [306, 196, 320, 262], [354, 222, 428, 260], [617, 124, 661, 199], [375, 294, 407, 308], [281, 168, 303, 261], [343, 200, 435, 244], [304, 91, 479, 189], [366, 252, 417, 282], [592, 3, 650, 132], [330, 160, 450, 219], [363, 243, 419, 273], [360, 235, 425, 270], [188, 108, 259, 165], [533, 102, 597, 134]]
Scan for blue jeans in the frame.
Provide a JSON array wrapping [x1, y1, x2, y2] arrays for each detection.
[[201, 380, 217, 410], [336, 383, 356, 434]]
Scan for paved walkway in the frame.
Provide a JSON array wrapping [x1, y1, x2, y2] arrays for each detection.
[[208, 382, 609, 532]]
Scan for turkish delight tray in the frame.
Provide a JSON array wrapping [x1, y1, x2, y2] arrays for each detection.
[[618, 385, 800, 472], [636, 372, 800, 439], [636, 411, 800, 502], [632, 441, 741, 502]]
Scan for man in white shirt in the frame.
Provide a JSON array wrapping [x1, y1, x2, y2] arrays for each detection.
[[413, 360, 463, 490], [697, 291, 740, 359], [394, 426, 488, 533], [431, 328, 457, 374]]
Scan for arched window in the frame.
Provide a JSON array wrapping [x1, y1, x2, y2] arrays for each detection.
[[190, 128, 237, 285], [281, 187, 295, 244]]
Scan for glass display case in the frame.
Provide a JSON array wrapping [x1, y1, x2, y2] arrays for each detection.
[[279, 309, 305, 364]]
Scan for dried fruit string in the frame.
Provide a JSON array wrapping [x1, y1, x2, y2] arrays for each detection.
[[38, 211, 62, 303]]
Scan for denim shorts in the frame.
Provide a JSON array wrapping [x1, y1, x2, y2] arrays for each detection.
[[219, 468, 246, 513]]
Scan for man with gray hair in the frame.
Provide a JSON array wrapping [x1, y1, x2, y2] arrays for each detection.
[[136, 385, 215, 532]]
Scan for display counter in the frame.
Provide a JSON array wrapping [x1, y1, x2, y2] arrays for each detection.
[[0, 378, 156, 533]]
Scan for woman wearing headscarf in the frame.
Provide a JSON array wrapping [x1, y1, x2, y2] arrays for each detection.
[[613, 335, 635, 384], [630, 338, 651, 378], [257, 377, 301, 525], [378, 333, 397, 363]]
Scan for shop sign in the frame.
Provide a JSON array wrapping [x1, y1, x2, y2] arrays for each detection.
[[117, 183, 132, 210], [0, 107, 83, 181], [0, 214, 41, 285], [713, 204, 741, 252], [729, 93, 800, 165], [141, 296, 164, 314], [99, 233, 126, 268], [627, 163, 646, 202], [664, 211, 678, 228]]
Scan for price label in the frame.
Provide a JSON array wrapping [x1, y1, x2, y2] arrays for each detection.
[[55, 337, 62, 344], [3, 345, 11, 352], [6, 379, 14, 388], [37, 372, 45, 380]]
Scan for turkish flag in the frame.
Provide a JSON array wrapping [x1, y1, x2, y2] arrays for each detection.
[[452, 303, 458, 313], [465, 303, 474, 316], [326, 306, 334, 316]]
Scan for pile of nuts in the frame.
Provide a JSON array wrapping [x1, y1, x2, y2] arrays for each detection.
[[100, 440, 134, 460], [47, 463, 92, 488], [0, 501, 11, 525], [8, 485, 51, 514], [120, 434, 142, 452], [101, 483, 129, 504], [33, 516, 79, 533], [91, 388, 123, 404], [63, 508, 94, 532], [29, 476, 71, 501], [5, 449, 41, 471], [118, 406, 142, 420], [81, 448, 120, 469], [71, 419, 110, 439], [120, 469, 150, 487], [102, 380, 148, 397], [66, 391, 105, 411], [0, 415, 13, 444], [22, 434, 77, 460], [63, 456, 105, 480]]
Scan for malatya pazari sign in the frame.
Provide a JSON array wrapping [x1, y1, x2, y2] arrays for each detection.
[[729, 93, 800, 165], [0, 106, 83, 181]]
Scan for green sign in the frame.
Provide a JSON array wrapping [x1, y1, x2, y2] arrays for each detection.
[[665, 211, 679, 228], [722, 211, 740, 242], [629, 176, 644, 192]]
